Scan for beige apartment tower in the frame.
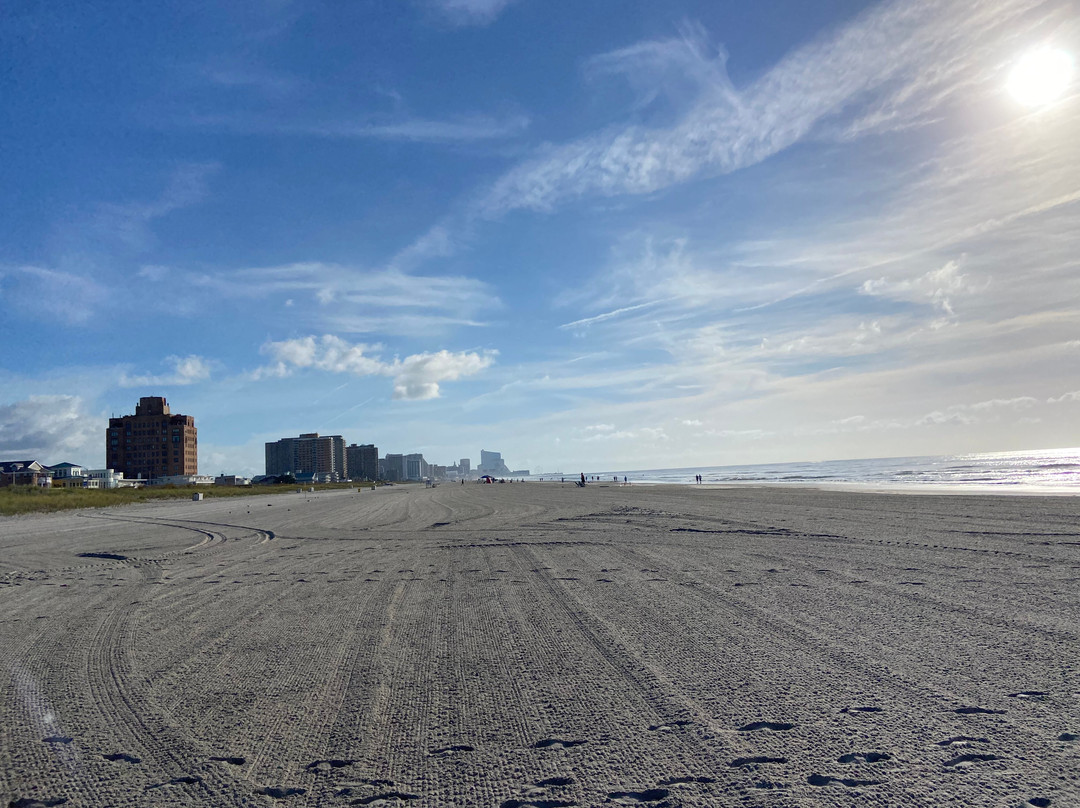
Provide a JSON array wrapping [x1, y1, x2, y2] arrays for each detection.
[[265, 433, 346, 481]]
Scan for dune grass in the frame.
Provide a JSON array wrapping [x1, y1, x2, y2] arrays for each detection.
[[0, 482, 373, 517]]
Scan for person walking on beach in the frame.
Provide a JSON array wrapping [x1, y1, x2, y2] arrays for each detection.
[[580, 472, 586, 485]]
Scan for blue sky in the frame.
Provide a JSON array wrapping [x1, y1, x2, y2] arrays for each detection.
[[2, 0, 1079, 476]]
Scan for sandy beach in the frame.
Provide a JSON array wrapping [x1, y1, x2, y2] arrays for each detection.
[[1, 482, 1078, 807]]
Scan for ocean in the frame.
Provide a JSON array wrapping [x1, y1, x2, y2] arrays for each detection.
[[536, 447, 1080, 494]]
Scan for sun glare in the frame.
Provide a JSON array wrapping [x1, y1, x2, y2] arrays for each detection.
[[1007, 48, 1073, 107]]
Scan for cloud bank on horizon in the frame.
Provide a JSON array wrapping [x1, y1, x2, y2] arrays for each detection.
[[1, 0, 1078, 475]]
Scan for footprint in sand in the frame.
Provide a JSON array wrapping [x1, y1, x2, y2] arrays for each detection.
[[837, 752, 891, 764], [943, 753, 1000, 768], [210, 755, 246, 765], [729, 757, 786, 768], [606, 788, 670, 804], [737, 721, 795, 732], [807, 774, 881, 788], [257, 786, 307, 799], [534, 738, 587, 749], [937, 736, 988, 747], [102, 752, 141, 764]]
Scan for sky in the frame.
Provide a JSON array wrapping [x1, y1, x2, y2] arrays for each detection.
[[1, 0, 1079, 477]]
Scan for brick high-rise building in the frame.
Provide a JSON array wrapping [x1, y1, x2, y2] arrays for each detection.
[[107, 397, 197, 481], [265, 433, 346, 481]]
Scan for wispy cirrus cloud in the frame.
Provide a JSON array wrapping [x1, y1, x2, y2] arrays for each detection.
[[0, 164, 218, 326], [155, 262, 500, 336], [185, 111, 530, 143], [915, 395, 1039, 427], [0, 266, 108, 323], [860, 259, 980, 316], [1048, 390, 1080, 404], [254, 334, 497, 400], [476, 0, 1055, 216], [574, 424, 669, 442], [56, 162, 219, 254], [429, 0, 519, 26]]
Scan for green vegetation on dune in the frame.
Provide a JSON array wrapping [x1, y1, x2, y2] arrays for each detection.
[[0, 482, 372, 516]]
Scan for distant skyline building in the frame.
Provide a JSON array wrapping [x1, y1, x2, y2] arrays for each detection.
[[479, 449, 511, 476], [107, 397, 197, 481], [265, 433, 346, 481], [381, 453, 405, 482], [405, 453, 428, 481], [346, 443, 379, 480]]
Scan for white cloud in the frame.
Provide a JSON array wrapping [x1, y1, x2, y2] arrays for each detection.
[[575, 424, 668, 442], [916, 410, 977, 427], [833, 415, 866, 425], [916, 395, 1040, 427], [386, 349, 496, 400], [187, 263, 500, 336], [256, 335, 385, 379], [119, 355, 214, 387], [477, 0, 1053, 216], [0, 396, 103, 462], [703, 428, 774, 440], [431, 0, 518, 26], [583, 22, 731, 115], [860, 259, 979, 315], [0, 166, 218, 325], [560, 301, 666, 330], [968, 396, 1037, 411], [255, 335, 496, 400], [1048, 390, 1080, 404], [72, 162, 218, 253], [228, 113, 530, 142]]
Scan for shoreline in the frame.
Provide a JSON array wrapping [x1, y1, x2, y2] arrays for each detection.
[[529, 478, 1080, 497]]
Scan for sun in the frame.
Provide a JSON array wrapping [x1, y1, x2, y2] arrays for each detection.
[[1007, 48, 1073, 107]]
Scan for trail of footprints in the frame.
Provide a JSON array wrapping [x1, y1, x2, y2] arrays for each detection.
[[17, 668, 1072, 807], [633, 700, 1067, 802], [102, 702, 1068, 806]]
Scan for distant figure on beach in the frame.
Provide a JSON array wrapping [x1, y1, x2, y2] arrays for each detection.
[[624, 476, 628, 485], [581, 472, 586, 485]]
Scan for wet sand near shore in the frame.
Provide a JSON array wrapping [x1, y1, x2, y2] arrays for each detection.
[[2, 483, 1078, 807]]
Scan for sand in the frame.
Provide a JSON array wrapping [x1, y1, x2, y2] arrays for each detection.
[[1, 482, 1078, 807]]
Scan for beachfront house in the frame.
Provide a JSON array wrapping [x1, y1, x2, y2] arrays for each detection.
[[0, 460, 53, 488], [86, 469, 127, 489], [49, 462, 90, 488]]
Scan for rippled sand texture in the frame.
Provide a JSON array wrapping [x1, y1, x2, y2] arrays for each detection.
[[1, 483, 1078, 807]]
